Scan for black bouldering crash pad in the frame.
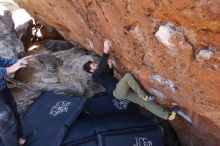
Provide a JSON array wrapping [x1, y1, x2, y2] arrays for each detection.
[[0, 92, 164, 146], [62, 92, 164, 146]]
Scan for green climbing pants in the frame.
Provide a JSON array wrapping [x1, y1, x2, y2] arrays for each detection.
[[113, 73, 169, 120]]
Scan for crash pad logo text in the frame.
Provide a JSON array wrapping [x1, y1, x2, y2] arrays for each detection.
[[0, 111, 9, 122], [49, 101, 71, 116], [133, 137, 153, 146], [112, 98, 130, 110]]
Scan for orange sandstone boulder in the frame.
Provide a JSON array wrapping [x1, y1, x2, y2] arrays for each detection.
[[16, 0, 220, 145]]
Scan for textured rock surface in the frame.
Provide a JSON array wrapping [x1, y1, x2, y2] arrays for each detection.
[[16, 0, 220, 145], [14, 45, 103, 114], [0, 2, 103, 116], [0, 9, 24, 58], [12, 8, 33, 40], [44, 39, 74, 51], [0, 0, 36, 54]]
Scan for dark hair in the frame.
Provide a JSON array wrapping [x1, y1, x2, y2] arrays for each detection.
[[83, 61, 93, 73]]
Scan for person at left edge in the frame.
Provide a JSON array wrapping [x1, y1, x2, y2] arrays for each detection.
[[0, 55, 33, 146]]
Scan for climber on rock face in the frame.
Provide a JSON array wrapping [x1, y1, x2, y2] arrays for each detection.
[[83, 39, 177, 121], [0, 55, 35, 146]]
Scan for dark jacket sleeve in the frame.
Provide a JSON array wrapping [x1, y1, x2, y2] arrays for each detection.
[[0, 57, 17, 67], [0, 67, 7, 79], [93, 53, 109, 77], [106, 66, 114, 76]]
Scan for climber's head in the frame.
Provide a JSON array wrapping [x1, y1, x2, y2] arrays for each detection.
[[83, 61, 97, 73]]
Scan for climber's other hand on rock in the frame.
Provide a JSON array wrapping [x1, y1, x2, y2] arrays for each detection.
[[104, 39, 112, 53]]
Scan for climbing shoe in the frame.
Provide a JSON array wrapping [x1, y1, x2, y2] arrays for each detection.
[[172, 107, 180, 113], [144, 95, 156, 101], [168, 112, 176, 121], [148, 95, 157, 101], [168, 107, 180, 121]]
